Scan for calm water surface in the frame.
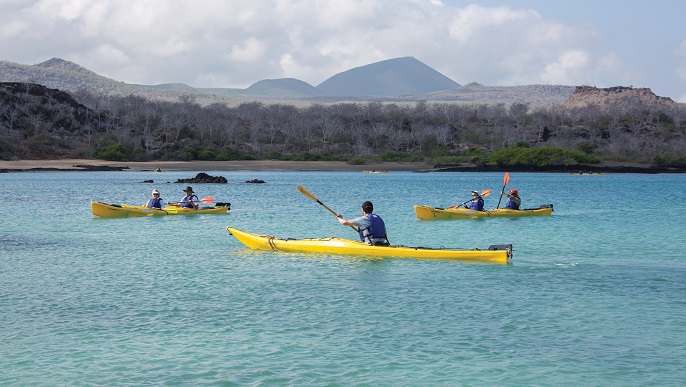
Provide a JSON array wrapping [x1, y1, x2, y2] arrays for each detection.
[[1, 170, 685, 385]]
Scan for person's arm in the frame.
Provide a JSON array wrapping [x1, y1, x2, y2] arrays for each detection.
[[337, 214, 355, 226]]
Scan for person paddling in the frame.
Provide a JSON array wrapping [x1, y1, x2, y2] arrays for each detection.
[[336, 201, 390, 246], [464, 190, 485, 211], [167, 186, 199, 209], [143, 189, 164, 209], [503, 189, 521, 210]]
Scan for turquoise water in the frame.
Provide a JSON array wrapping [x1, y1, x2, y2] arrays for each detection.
[[1, 170, 685, 385]]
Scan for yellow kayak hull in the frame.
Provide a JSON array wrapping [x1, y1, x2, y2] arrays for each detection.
[[91, 202, 229, 218], [227, 227, 512, 264], [414, 205, 553, 220]]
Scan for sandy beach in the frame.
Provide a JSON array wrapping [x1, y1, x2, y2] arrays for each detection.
[[2, 159, 678, 174], [0, 159, 435, 172]]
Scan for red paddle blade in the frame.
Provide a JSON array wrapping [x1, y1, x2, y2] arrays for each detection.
[[481, 188, 491, 197], [504, 172, 510, 186], [200, 196, 214, 203]]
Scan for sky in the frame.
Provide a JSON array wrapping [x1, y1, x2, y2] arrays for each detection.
[[1, 0, 685, 102]]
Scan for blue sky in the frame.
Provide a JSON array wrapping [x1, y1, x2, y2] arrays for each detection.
[[1, 0, 685, 102]]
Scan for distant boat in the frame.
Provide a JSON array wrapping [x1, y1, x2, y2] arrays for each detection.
[[571, 171, 605, 176], [363, 170, 388, 174]]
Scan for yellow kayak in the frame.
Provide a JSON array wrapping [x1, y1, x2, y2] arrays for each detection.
[[414, 204, 553, 220], [91, 202, 229, 218], [227, 227, 512, 264]]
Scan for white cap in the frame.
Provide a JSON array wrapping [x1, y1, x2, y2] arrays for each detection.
[[152, 189, 160, 195]]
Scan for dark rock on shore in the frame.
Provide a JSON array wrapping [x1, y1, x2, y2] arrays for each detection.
[[72, 164, 130, 171], [175, 172, 228, 184], [1, 165, 129, 172], [245, 179, 266, 183]]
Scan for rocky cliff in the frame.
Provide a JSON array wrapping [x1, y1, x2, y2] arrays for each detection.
[[560, 86, 679, 111]]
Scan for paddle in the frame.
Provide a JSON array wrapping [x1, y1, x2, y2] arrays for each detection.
[[296, 185, 359, 233], [496, 172, 510, 209], [451, 188, 490, 209]]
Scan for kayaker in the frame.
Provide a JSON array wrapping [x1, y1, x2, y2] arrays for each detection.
[[143, 189, 164, 209], [337, 201, 390, 246], [503, 189, 521, 210], [463, 190, 485, 211], [167, 186, 199, 209]]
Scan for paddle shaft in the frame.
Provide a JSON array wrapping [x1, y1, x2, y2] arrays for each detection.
[[496, 172, 509, 209], [297, 186, 359, 233], [319, 201, 360, 233], [167, 196, 213, 205]]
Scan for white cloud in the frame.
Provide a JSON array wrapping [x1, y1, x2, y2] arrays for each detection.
[[541, 50, 590, 84], [0, 0, 672, 96], [449, 5, 537, 45]]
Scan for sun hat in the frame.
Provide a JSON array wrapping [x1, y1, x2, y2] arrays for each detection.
[[183, 186, 194, 193], [151, 189, 160, 195], [471, 190, 479, 196], [509, 189, 518, 195]]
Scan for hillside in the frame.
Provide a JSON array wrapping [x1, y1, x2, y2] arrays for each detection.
[[1, 80, 683, 168], [0, 58, 243, 105], [0, 57, 575, 106], [316, 56, 460, 97], [561, 86, 679, 111], [244, 78, 323, 97], [0, 58, 137, 95]]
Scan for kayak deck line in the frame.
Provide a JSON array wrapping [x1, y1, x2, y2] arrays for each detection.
[[414, 204, 553, 220], [227, 227, 512, 264], [91, 201, 229, 218]]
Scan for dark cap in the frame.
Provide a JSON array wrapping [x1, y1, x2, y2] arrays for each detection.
[[183, 186, 194, 193], [362, 201, 373, 213]]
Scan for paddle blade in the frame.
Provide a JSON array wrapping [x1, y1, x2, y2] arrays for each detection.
[[296, 185, 318, 202], [200, 196, 214, 203], [504, 172, 510, 186], [481, 188, 491, 197]]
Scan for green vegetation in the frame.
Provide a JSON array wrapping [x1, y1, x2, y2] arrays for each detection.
[[488, 145, 600, 167], [1, 82, 685, 170], [94, 144, 132, 161], [653, 152, 686, 167]]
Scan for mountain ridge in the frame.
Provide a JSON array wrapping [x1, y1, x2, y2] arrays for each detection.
[[0, 56, 610, 107], [316, 56, 460, 97]]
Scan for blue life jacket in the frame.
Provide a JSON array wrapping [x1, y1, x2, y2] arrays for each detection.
[[505, 198, 519, 210], [359, 214, 388, 245], [469, 198, 484, 211], [147, 197, 164, 209], [180, 195, 198, 208]]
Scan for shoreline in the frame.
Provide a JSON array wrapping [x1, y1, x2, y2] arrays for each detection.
[[0, 159, 435, 172], [0, 159, 683, 173]]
